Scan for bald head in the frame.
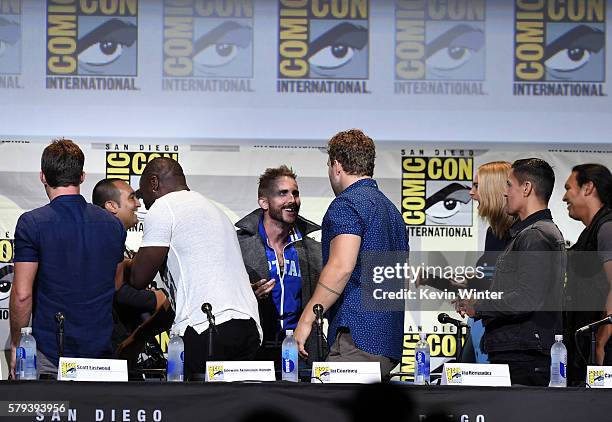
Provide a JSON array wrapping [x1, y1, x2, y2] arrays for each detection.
[[139, 158, 188, 209]]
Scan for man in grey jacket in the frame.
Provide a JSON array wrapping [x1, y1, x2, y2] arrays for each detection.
[[235, 166, 324, 367]]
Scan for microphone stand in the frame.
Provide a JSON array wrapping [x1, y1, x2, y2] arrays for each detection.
[[313, 304, 325, 361], [455, 324, 463, 363], [590, 329, 597, 366], [56, 312, 65, 359], [201, 303, 216, 358]]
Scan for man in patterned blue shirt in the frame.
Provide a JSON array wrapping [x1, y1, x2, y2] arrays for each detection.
[[294, 129, 409, 377]]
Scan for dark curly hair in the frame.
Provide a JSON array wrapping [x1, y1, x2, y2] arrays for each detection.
[[327, 129, 375, 177]]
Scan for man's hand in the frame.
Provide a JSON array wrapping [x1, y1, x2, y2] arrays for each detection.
[[454, 298, 476, 318], [294, 319, 312, 359], [252, 279, 275, 300], [153, 289, 168, 312], [9, 344, 17, 380]]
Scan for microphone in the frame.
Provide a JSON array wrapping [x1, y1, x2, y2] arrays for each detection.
[[438, 313, 468, 328], [55, 312, 65, 325], [55, 312, 65, 358], [576, 315, 612, 334], [313, 304, 324, 326], [201, 303, 215, 326]]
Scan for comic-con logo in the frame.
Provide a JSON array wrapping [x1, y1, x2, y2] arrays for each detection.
[[446, 366, 462, 384], [277, 0, 370, 94], [105, 144, 179, 185], [314, 365, 331, 382], [162, 0, 254, 93], [0, 0, 21, 89], [513, 0, 605, 96], [588, 369, 604, 386], [46, 0, 138, 90], [401, 155, 473, 237], [61, 361, 78, 379], [0, 239, 14, 312], [208, 365, 224, 381], [394, 0, 486, 96]]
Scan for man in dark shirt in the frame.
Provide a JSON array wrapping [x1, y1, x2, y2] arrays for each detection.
[[294, 129, 409, 378], [92, 178, 166, 352], [10, 140, 126, 378], [562, 164, 612, 383], [457, 158, 565, 386]]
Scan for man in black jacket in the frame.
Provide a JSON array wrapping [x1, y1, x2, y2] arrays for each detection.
[[563, 164, 612, 384], [457, 158, 566, 386], [235, 166, 324, 368]]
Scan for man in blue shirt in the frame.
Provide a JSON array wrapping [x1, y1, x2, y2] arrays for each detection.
[[10, 140, 126, 379], [294, 129, 409, 377]]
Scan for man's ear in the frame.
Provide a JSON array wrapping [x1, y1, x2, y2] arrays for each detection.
[[151, 175, 160, 192], [39, 171, 47, 186], [258, 197, 269, 211], [104, 200, 119, 215], [80, 172, 85, 184], [583, 181, 595, 197], [332, 160, 343, 175], [523, 181, 533, 197]]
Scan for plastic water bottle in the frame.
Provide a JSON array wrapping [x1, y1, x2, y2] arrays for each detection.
[[414, 332, 430, 385], [281, 330, 298, 382], [167, 328, 184, 382], [18, 327, 37, 380], [550, 334, 567, 387]]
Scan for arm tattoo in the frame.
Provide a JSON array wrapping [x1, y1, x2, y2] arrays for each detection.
[[318, 281, 342, 296]]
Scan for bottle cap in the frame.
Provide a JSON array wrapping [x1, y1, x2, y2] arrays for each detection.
[[555, 334, 563, 341], [170, 327, 180, 336], [21, 327, 32, 335], [286, 329, 294, 336], [419, 332, 426, 340]]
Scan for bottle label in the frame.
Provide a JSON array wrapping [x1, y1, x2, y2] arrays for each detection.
[[416, 351, 430, 375], [282, 358, 295, 373], [560, 361, 566, 379], [180, 351, 184, 363]]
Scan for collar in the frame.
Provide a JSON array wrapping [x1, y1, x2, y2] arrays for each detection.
[[340, 178, 377, 196], [50, 194, 86, 204], [258, 216, 303, 249], [587, 206, 612, 229], [509, 208, 553, 237]]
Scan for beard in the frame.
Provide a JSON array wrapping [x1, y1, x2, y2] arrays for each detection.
[[268, 203, 299, 225]]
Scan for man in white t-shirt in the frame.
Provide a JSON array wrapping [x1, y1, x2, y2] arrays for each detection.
[[129, 158, 261, 379]]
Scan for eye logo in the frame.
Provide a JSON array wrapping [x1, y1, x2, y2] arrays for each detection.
[[308, 21, 368, 79], [425, 24, 485, 80], [425, 183, 472, 225], [193, 20, 252, 77], [395, 0, 486, 82], [46, 0, 138, 79], [514, 0, 605, 92], [0, 10, 20, 75], [278, 0, 370, 82], [77, 17, 137, 76], [544, 24, 604, 82], [0, 263, 13, 302], [401, 156, 473, 228]]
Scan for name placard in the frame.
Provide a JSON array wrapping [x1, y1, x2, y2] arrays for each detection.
[[441, 363, 511, 386], [311, 362, 381, 384], [586, 366, 612, 388], [57, 358, 128, 382], [205, 361, 275, 382]]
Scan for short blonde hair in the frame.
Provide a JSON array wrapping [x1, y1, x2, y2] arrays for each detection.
[[476, 161, 515, 238]]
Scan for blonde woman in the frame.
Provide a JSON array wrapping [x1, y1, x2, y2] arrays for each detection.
[[464, 161, 516, 363]]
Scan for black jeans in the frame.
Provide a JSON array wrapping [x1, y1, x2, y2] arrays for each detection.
[[489, 351, 550, 386], [183, 318, 259, 380]]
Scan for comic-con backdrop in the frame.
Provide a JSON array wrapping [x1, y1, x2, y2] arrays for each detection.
[[0, 142, 609, 379], [0, 0, 610, 379], [0, 0, 610, 144]]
